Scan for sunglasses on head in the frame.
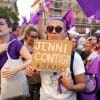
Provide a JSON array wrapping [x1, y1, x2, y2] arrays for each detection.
[[46, 26, 63, 33]]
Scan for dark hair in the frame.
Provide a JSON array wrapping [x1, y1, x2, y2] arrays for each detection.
[[0, 16, 12, 27], [25, 27, 40, 40], [91, 35, 99, 43], [12, 22, 19, 31]]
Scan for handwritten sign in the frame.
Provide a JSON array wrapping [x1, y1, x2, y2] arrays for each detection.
[[32, 39, 72, 72]]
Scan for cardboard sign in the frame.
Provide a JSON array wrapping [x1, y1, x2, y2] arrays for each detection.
[[32, 39, 72, 72]]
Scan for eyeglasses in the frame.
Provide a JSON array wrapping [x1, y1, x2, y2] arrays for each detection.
[[46, 26, 63, 33], [29, 35, 39, 39]]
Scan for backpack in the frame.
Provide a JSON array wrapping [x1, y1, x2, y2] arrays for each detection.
[[70, 51, 99, 100]]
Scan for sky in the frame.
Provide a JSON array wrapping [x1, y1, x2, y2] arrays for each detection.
[[16, 0, 40, 25]]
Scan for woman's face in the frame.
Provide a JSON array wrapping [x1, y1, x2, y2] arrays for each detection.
[[91, 36, 97, 45], [71, 38, 77, 49], [27, 31, 39, 45], [0, 18, 10, 36]]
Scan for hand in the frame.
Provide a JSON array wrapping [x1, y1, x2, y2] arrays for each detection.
[[0, 43, 9, 53], [24, 66, 35, 76], [60, 72, 74, 91], [1, 67, 19, 79], [39, 3, 44, 13]]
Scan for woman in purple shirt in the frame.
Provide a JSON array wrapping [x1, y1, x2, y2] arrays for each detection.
[[0, 16, 32, 99]]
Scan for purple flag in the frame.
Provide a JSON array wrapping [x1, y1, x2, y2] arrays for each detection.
[[95, 10, 100, 19], [77, 0, 100, 19], [45, 0, 51, 8], [22, 16, 27, 26], [62, 9, 75, 30], [30, 12, 40, 25], [30, 0, 51, 25]]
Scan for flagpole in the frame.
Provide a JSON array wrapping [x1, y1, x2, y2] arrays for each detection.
[[42, 0, 47, 26], [42, 0, 45, 26], [31, 0, 40, 7], [90, 22, 93, 36]]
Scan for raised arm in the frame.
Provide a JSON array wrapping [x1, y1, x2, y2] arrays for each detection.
[[38, 3, 48, 39]]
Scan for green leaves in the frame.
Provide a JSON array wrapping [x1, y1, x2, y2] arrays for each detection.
[[0, 6, 19, 23]]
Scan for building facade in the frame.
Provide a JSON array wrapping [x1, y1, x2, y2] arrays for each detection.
[[47, 0, 99, 33], [0, 0, 16, 11], [0, 0, 99, 33]]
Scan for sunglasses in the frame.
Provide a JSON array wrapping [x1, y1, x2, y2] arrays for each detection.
[[46, 26, 63, 33], [29, 35, 39, 39]]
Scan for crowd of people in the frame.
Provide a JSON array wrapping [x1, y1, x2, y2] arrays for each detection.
[[0, 3, 100, 100]]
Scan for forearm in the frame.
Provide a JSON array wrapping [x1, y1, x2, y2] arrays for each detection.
[[17, 59, 32, 72], [72, 83, 86, 92], [62, 81, 86, 92], [38, 13, 47, 39], [61, 73, 86, 92]]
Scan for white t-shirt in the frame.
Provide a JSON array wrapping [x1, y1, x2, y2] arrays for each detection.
[[40, 52, 85, 100]]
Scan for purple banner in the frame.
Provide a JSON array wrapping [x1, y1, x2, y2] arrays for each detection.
[[62, 9, 75, 30], [77, 0, 100, 19]]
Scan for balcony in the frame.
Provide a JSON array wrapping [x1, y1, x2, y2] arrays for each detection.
[[50, 0, 64, 11], [73, 4, 80, 11], [76, 18, 88, 24], [50, 7, 63, 11], [49, 9, 63, 17]]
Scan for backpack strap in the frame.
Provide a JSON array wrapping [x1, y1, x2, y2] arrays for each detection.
[[70, 51, 82, 100], [7, 39, 16, 58], [70, 50, 76, 84]]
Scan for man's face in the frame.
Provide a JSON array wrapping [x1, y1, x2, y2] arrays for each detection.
[[0, 18, 10, 36], [85, 43, 92, 52], [46, 20, 66, 40], [14, 27, 21, 37]]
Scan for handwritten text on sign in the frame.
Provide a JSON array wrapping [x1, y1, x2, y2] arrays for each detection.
[[32, 40, 72, 72]]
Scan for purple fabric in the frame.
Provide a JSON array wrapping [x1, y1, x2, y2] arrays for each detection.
[[95, 10, 100, 19], [57, 77, 62, 94], [0, 38, 23, 70], [77, 0, 100, 18], [45, 0, 51, 8], [22, 16, 28, 26], [81, 93, 96, 100], [62, 9, 75, 30], [30, 0, 51, 25], [10, 33, 17, 40], [84, 74, 97, 94], [96, 74, 100, 90], [87, 55, 100, 74], [30, 12, 40, 25]]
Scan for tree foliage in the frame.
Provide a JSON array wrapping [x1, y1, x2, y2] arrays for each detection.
[[0, 6, 19, 23], [91, 25, 100, 35]]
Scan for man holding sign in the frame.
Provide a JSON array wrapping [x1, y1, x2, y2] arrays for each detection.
[[25, 19, 86, 100]]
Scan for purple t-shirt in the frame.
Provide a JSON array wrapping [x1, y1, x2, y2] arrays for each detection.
[[10, 33, 17, 40], [0, 37, 23, 70]]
